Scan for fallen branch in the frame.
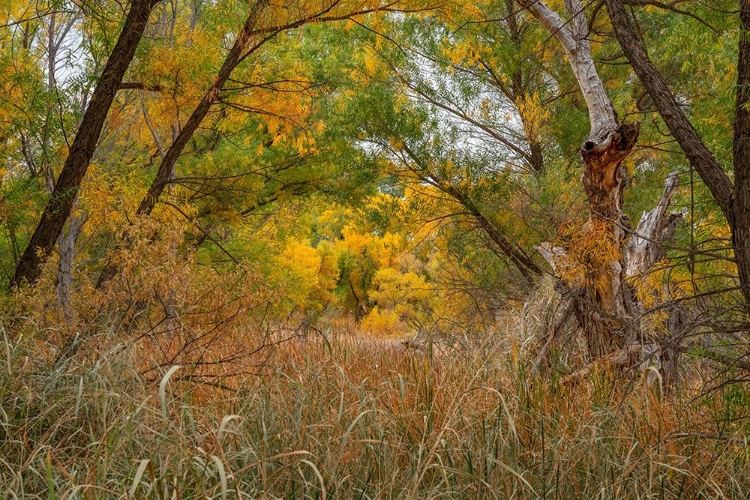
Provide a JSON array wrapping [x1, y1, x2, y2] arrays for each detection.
[[561, 344, 643, 384]]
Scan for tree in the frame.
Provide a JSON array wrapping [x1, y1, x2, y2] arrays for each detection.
[[329, 13, 552, 284], [10, 0, 162, 288], [95, 0, 437, 287], [518, 0, 684, 359], [604, 0, 750, 313]]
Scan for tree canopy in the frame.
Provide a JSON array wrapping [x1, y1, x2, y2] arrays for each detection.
[[1, 0, 748, 382]]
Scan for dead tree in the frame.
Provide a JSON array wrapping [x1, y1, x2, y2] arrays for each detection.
[[519, 0, 682, 364]]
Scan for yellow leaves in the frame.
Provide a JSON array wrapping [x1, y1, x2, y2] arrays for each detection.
[[363, 45, 379, 76], [78, 164, 131, 237], [296, 131, 317, 155], [628, 258, 673, 336], [339, 225, 408, 271], [442, 40, 481, 67], [360, 306, 406, 337], [266, 116, 282, 137], [555, 219, 621, 295], [275, 239, 322, 308], [362, 269, 432, 337], [0, 0, 27, 27], [274, 239, 340, 312], [516, 92, 550, 141], [389, 136, 404, 152], [370, 267, 430, 307]]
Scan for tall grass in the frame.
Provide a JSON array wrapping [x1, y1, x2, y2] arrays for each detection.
[[1, 329, 748, 499]]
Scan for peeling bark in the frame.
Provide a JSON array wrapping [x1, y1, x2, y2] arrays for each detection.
[[520, 0, 637, 357], [521, 0, 684, 366], [518, 0, 618, 141], [625, 171, 682, 279], [576, 123, 640, 358]]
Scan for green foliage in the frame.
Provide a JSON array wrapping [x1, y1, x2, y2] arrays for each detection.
[[1, 1, 749, 497]]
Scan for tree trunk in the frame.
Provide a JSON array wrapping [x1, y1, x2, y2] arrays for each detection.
[[135, 0, 269, 218], [96, 0, 270, 288], [575, 123, 640, 357], [538, 125, 642, 359], [10, 0, 161, 289], [605, 0, 750, 313], [732, 0, 750, 311], [56, 216, 84, 322], [521, 0, 686, 363], [519, 0, 637, 358]]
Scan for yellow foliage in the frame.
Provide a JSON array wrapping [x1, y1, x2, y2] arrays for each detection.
[[275, 239, 323, 309], [516, 92, 550, 142], [360, 306, 408, 337], [555, 220, 622, 296]]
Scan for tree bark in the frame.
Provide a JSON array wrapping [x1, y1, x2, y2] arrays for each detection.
[[519, 0, 642, 357], [576, 123, 640, 357], [605, 0, 750, 312], [732, 0, 750, 311], [518, 0, 618, 141], [10, 0, 161, 288], [56, 216, 84, 322], [521, 0, 691, 364], [625, 172, 682, 278]]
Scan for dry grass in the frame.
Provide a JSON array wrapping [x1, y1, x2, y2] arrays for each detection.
[[0, 326, 748, 499]]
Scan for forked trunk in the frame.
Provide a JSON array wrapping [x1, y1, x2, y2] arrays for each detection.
[[521, 0, 682, 364], [576, 123, 640, 358]]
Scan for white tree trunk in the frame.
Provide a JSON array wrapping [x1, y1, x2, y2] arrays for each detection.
[[520, 0, 681, 367], [518, 0, 618, 141]]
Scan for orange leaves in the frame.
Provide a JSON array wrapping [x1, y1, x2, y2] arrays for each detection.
[[555, 219, 621, 295]]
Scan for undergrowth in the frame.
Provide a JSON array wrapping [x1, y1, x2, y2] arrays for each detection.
[[0, 329, 748, 499]]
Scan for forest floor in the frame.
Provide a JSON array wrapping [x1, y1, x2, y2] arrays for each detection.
[[1, 327, 748, 498]]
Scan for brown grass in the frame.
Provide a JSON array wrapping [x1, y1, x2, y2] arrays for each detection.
[[1, 323, 748, 499]]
